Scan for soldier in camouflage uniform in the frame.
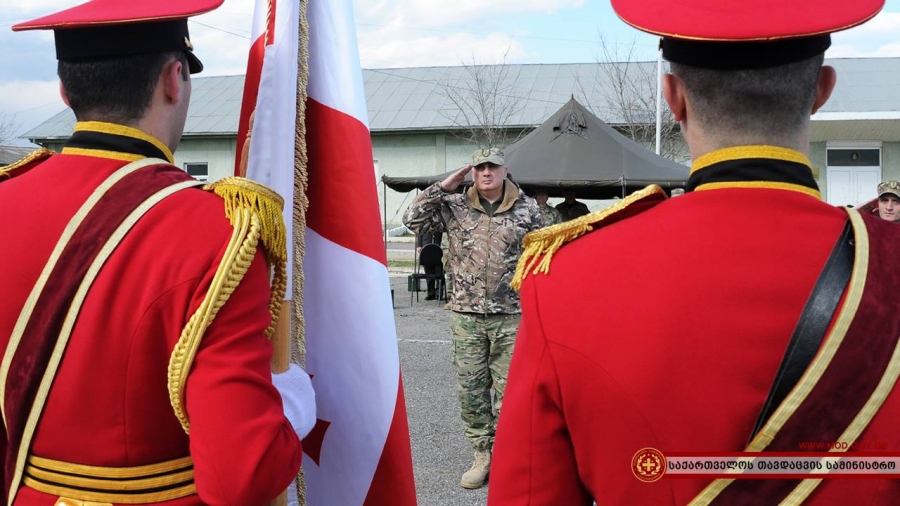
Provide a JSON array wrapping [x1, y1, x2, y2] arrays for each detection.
[[403, 147, 544, 489], [534, 189, 563, 226], [555, 190, 590, 221]]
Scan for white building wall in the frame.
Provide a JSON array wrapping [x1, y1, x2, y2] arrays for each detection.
[[885, 142, 900, 181], [174, 137, 237, 183], [37, 131, 900, 229], [374, 132, 488, 230]]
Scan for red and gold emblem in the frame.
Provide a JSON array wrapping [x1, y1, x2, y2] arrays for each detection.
[[632, 447, 666, 482]]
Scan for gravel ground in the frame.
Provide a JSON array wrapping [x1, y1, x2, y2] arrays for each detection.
[[389, 274, 491, 506]]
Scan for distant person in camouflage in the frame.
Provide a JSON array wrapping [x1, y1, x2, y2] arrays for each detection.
[[403, 147, 544, 490], [534, 189, 563, 226], [876, 181, 900, 222], [555, 190, 590, 221]]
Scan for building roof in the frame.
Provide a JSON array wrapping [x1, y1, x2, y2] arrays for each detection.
[[26, 74, 243, 140], [0, 145, 35, 165], [24, 58, 900, 141]]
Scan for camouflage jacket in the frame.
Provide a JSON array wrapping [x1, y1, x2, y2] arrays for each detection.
[[556, 200, 590, 221], [403, 180, 544, 314], [539, 204, 564, 226]]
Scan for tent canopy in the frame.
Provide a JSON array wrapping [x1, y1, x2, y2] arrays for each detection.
[[381, 97, 689, 199]]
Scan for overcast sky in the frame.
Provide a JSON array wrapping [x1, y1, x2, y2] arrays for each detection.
[[1, 0, 899, 146]]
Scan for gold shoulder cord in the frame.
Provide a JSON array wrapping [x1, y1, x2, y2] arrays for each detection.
[[511, 184, 666, 290], [0, 148, 52, 180], [167, 177, 288, 433]]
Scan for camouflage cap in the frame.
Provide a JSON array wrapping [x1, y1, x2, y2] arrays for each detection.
[[472, 147, 505, 167], [878, 180, 900, 199]]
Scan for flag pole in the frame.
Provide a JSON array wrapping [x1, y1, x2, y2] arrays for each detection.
[[262, 0, 310, 504], [267, 301, 292, 506], [655, 38, 663, 156], [237, 0, 311, 504]]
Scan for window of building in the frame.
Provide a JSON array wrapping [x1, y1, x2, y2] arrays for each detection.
[[184, 162, 209, 182], [825, 144, 881, 207]]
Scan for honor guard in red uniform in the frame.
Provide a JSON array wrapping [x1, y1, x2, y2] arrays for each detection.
[[489, 1, 900, 505], [1, 1, 315, 504]]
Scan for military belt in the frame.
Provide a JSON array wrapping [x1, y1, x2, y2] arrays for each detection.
[[22, 455, 196, 504]]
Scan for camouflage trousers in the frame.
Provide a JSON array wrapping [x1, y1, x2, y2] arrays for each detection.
[[449, 311, 520, 451]]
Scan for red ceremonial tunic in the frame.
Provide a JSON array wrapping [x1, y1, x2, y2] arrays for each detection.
[[488, 146, 900, 505], [0, 122, 300, 505]]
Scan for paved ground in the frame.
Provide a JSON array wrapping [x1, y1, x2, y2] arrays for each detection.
[[387, 239, 416, 262], [389, 275, 491, 506]]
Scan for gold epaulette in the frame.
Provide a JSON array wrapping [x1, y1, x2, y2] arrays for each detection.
[[0, 148, 53, 181], [511, 184, 668, 290], [168, 177, 288, 433]]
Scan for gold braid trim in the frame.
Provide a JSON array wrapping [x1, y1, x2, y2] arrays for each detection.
[[205, 176, 288, 339], [0, 148, 52, 180], [168, 208, 261, 433], [511, 184, 667, 290], [293, 2, 312, 504]]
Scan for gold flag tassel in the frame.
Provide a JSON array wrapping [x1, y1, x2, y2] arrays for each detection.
[[289, 1, 312, 504]]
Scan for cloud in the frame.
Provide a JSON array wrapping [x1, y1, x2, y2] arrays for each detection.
[[0, 31, 58, 82], [191, 23, 253, 76], [352, 0, 583, 68], [6, 0, 75, 18], [358, 30, 527, 68], [828, 43, 900, 58], [834, 10, 900, 39], [355, 0, 585, 28], [0, 80, 63, 143], [829, 9, 900, 57]]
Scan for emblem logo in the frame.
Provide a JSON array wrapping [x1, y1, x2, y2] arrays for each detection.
[[184, 37, 194, 51], [632, 447, 666, 482]]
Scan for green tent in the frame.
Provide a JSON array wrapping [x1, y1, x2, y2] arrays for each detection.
[[381, 96, 688, 199]]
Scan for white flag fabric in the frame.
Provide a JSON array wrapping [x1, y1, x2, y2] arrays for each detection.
[[238, 0, 299, 293], [237, 0, 418, 504]]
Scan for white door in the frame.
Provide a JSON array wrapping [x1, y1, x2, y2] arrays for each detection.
[[825, 146, 882, 207], [854, 168, 880, 205], [826, 168, 852, 206], [826, 166, 880, 207]]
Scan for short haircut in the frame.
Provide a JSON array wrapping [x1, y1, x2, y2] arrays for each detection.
[[670, 53, 824, 145], [58, 51, 189, 124]]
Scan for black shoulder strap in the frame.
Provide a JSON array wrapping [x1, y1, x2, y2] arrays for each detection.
[[748, 220, 854, 442]]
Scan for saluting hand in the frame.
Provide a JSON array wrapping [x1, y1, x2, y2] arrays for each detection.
[[440, 165, 472, 192]]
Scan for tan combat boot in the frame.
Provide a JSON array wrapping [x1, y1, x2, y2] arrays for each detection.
[[460, 449, 491, 489]]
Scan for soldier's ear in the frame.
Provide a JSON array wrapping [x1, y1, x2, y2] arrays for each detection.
[[59, 81, 71, 108], [811, 66, 836, 114], [663, 73, 686, 122]]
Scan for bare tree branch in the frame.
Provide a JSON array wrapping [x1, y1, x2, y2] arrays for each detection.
[[0, 115, 21, 146], [438, 49, 529, 150], [588, 34, 683, 161]]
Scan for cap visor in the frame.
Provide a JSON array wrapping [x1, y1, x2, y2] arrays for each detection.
[[186, 52, 203, 74]]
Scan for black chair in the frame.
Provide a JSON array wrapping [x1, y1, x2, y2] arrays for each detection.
[[409, 243, 445, 305]]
